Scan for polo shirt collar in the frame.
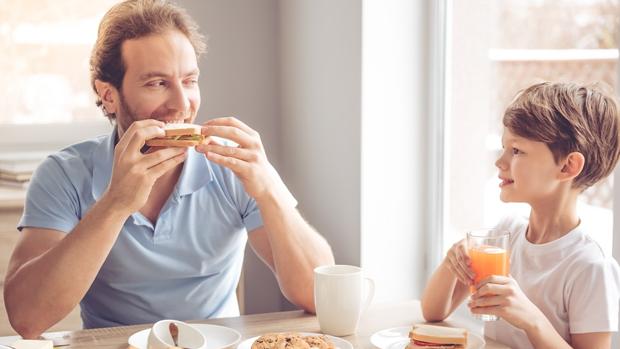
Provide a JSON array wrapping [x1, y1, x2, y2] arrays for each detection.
[[178, 147, 215, 196], [91, 128, 116, 201], [91, 128, 215, 201]]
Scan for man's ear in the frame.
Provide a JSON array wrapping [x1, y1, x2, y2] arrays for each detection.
[[94, 79, 119, 115], [559, 152, 585, 181]]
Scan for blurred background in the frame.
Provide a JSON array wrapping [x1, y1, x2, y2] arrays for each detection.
[[0, 1, 618, 344]]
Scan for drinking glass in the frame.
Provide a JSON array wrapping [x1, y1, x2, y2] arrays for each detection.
[[467, 229, 510, 321]]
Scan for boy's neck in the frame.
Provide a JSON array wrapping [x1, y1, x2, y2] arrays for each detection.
[[527, 189, 580, 244]]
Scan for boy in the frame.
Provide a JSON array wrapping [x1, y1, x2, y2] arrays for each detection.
[[421, 82, 620, 349]]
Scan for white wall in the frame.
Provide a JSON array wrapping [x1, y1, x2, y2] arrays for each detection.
[[279, 0, 362, 267], [361, 0, 430, 301], [178, 0, 285, 314], [182, 0, 431, 313]]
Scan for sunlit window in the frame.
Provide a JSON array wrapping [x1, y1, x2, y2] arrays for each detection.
[[446, 0, 619, 254], [0, 0, 119, 125]]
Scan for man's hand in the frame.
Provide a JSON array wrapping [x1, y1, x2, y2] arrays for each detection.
[[196, 117, 289, 203], [104, 119, 187, 214], [468, 275, 546, 330]]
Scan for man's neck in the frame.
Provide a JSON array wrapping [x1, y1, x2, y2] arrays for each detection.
[[139, 161, 184, 224]]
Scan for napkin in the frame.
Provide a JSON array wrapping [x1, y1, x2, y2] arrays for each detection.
[[10, 340, 53, 349]]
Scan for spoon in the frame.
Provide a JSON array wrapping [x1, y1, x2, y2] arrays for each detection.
[[169, 322, 180, 347]]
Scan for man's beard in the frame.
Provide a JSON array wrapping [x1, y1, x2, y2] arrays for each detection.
[[114, 92, 194, 137], [115, 92, 138, 136]]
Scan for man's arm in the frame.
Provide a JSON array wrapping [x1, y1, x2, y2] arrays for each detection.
[[4, 197, 131, 338], [247, 206, 334, 313], [4, 120, 186, 338], [197, 117, 335, 312]]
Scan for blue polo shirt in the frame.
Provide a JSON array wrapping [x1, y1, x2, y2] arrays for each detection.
[[18, 129, 263, 328]]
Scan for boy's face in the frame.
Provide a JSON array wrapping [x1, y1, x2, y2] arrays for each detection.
[[113, 29, 201, 138], [495, 128, 565, 204]]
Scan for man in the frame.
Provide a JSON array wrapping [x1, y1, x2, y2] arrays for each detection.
[[4, 0, 334, 338]]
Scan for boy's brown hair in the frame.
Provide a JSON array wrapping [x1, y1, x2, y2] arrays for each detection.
[[89, 0, 206, 120], [503, 81, 620, 189]]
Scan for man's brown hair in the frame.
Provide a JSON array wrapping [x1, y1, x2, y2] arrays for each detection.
[[503, 82, 620, 189], [89, 0, 206, 119]]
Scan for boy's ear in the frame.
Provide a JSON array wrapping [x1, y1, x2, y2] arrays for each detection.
[[559, 152, 585, 181], [94, 79, 119, 115]]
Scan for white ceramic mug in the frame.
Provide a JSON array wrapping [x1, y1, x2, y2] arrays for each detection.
[[314, 265, 375, 336]]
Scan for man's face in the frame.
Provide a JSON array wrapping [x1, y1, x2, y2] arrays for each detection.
[[115, 29, 201, 137]]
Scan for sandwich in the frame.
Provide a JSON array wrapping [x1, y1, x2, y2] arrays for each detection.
[[407, 324, 468, 349], [145, 123, 206, 147]]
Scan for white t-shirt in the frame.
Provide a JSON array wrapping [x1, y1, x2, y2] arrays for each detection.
[[484, 215, 620, 349]]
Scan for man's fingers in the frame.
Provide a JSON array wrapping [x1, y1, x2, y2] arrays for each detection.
[[196, 144, 256, 162], [142, 147, 187, 169], [147, 151, 187, 179], [205, 116, 257, 135], [116, 119, 165, 154], [205, 151, 249, 175], [126, 125, 166, 154], [201, 125, 255, 148]]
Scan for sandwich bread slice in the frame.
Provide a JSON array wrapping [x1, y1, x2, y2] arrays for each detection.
[[407, 324, 468, 349], [145, 123, 206, 147]]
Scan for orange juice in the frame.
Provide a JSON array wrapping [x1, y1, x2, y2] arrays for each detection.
[[469, 245, 509, 293]]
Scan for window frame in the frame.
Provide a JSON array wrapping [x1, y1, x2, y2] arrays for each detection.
[[426, 0, 450, 278], [0, 121, 113, 152]]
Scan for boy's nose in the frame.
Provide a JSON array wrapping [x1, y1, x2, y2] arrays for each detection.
[[495, 154, 507, 170]]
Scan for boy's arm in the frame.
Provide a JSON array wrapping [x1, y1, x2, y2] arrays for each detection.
[[571, 333, 611, 349], [421, 260, 471, 321], [525, 317, 610, 349], [422, 239, 474, 321], [471, 275, 613, 349]]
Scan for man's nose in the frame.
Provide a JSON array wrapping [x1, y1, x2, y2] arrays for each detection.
[[167, 83, 191, 112]]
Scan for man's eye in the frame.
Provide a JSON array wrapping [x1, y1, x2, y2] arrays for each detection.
[[147, 80, 167, 87], [185, 79, 199, 86]]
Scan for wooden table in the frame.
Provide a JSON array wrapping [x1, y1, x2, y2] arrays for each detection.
[[0, 300, 509, 348]]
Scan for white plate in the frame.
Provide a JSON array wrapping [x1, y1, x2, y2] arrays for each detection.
[[370, 326, 484, 349], [128, 323, 241, 349], [237, 332, 353, 349]]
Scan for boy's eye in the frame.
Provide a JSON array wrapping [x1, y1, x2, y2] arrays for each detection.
[[512, 148, 522, 155]]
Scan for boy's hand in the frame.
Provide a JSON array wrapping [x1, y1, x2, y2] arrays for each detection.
[[444, 239, 475, 286], [468, 275, 545, 330]]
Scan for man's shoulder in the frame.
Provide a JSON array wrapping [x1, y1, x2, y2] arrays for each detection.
[[50, 135, 108, 164], [38, 134, 109, 178]]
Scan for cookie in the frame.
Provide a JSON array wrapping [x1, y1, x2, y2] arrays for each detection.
[[303, 335, 335, 349], [252, 332, 335, 349], [275, 333, 310, 349], [252, 333, 281, 349]]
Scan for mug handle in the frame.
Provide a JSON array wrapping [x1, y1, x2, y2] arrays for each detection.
[[361, 277, 375, 314]]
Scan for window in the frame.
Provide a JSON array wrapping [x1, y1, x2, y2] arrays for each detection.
[[0, 0, 117, 149], [444, 0, 619, 254]]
